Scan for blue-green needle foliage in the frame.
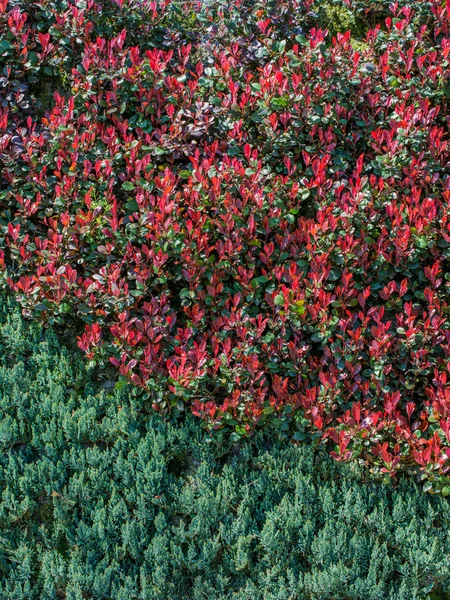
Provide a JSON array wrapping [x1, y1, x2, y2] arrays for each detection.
[[0, 295, 450, 600]]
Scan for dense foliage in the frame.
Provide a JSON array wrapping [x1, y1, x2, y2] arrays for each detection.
[[1, 0, 450, 489], [1, 296, 450, 600]]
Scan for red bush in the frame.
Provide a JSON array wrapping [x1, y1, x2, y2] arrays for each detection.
[[1, 0, 450, 492]]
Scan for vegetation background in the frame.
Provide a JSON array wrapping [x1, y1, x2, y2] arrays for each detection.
[[1, 0, 450, 597]]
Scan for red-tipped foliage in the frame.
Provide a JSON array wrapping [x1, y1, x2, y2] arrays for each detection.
[[1, 0, 450, 492]]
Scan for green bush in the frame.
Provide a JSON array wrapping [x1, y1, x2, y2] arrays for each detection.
[[1, 296, 450, 600]]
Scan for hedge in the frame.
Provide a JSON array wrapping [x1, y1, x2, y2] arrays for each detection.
[[2, 0, 450, 489], [1, 295, 450, 599]]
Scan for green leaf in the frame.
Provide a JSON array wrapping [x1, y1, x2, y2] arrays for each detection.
[[125, 200, 139, 212], [270, 96, 289, 110], [115, 379, 129, 391], [328, 268, 342, 281], [250, 111, 263, 123], [34, 303, 48, 311]]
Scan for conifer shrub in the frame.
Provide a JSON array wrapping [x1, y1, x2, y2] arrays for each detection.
[[1, 295, 450, 599], [1, 0, 450, 490]]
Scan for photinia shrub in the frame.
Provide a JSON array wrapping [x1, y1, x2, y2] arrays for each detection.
[[1, 0, 450, 492]]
